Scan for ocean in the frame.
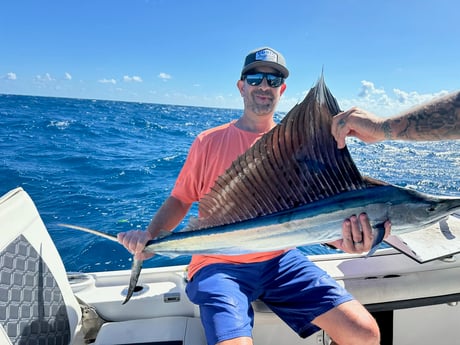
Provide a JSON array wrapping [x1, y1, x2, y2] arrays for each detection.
[[1, 93, 459, 273]]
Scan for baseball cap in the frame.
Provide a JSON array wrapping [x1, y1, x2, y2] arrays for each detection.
[[241, 47, 289, 78]]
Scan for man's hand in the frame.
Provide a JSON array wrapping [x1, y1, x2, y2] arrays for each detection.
[[328, 213, 391, 254], [117, 230, 155, 261], [331, 108, 385, 149]]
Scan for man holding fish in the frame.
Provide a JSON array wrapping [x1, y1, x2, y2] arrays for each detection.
[[118, 47, 391, 345]]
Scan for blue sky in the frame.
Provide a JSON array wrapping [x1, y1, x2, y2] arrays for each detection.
[[1, 0, 459, 115]]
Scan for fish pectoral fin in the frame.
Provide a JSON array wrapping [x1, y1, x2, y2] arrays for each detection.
[[366, 222, 387, 257]]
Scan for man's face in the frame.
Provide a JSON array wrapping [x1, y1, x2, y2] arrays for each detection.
[[238, 66, 286, 116]]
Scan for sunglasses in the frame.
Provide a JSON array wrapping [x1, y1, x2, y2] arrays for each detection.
[[243, 73, 284, 88]]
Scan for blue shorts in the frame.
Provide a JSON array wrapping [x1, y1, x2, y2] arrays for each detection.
[[185, 249, 353, 345]]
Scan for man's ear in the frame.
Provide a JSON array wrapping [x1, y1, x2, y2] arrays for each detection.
[[280, 83, 287, 95], [237, 79, 245, 96]]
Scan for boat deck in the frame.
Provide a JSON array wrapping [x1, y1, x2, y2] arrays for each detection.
[[2, 187, 460, 345]]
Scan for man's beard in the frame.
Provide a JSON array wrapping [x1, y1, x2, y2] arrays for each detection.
[[248, 90, 275, 115]]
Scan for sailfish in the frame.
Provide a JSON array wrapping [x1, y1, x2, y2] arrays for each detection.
[[60, 75, 460, 304]]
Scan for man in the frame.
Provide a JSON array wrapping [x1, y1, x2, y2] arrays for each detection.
[[332, 90, 460, 148], [118, 47, 388, 345]]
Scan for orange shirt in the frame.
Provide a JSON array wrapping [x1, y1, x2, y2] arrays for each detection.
[[171, 121, 285, 279]]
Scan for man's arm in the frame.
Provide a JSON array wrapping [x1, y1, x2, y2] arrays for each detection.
[[332, 90, 460, 148]]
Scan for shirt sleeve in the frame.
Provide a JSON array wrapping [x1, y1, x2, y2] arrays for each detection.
[[171, 137, 205, 204]]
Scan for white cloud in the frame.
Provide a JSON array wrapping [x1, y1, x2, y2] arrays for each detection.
[[35, 73, 55, 81], [65, 72, 72, 80], [123, 75, 143, 82], [158, 72, 172, 81], [98, 78, 117, 84], [6, 72, 17, 80], [358, 80, 385, 98]]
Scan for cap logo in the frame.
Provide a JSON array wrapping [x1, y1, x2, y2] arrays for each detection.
[[255, 49, 278, 63]]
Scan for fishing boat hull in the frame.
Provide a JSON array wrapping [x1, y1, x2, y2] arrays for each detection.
[[1, 187, 460, 345]]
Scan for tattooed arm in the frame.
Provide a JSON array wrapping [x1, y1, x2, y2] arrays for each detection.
[[332, 90, 460, 149]]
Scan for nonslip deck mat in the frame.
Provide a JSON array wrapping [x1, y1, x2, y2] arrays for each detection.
[[0, 235, 71, 345]]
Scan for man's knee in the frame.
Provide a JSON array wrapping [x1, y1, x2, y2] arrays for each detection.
[[314, 300, 380, 345], [330, 322, 380, 345], [331, 322, 379, 345]]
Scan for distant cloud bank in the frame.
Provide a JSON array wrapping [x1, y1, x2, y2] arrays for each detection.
[[341, 80, 450, 116], [1, 72, 451, 115]]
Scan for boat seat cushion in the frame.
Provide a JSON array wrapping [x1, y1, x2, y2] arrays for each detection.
[[0, 188, 81, 345]]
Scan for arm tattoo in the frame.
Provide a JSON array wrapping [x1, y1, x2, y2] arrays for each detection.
[[382, 121, 393, 140], [394, 91, 460, 140]]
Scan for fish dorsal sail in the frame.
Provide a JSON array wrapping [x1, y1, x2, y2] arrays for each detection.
[[189, 75, 375, 230]]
